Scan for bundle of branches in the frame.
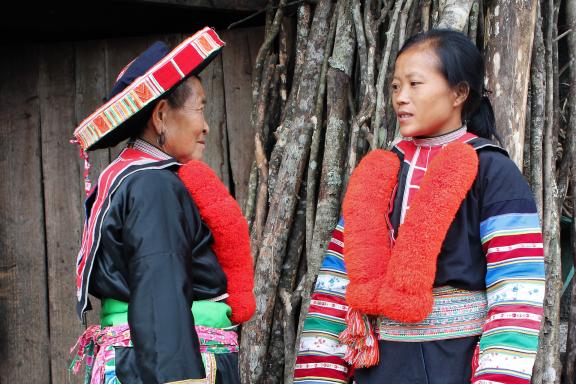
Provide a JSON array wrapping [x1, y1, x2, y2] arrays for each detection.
[[236, 0, 575, 383]]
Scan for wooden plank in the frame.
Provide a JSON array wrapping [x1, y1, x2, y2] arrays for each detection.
[[75, 40, 111, 192], [0, 45, 50, 382], [106, 37, 150, 160], [134, 0, 266, 11], [202, 53, 231, 189], [220, 27, 263, 205], [38, 43, 86, 384], [72, 39, 112, 374]]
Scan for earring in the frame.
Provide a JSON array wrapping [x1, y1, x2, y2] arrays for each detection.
[[157, 132, 166, 147]]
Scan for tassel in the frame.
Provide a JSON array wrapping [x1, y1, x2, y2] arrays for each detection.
[[339, 308, 379, 368], [70, 138, 93, 196], [69, 325, 101, 374], [470, 341, 480, 379]]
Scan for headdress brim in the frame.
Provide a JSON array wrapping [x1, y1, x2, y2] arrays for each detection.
[[73, 27, 224, 151]]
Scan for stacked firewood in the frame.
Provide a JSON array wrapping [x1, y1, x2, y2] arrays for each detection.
[[236, 1, 575, 383]]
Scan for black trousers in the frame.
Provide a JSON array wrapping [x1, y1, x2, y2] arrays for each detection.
[[115, 349, 240, 383], [354, 336, 479, 384], [214, 353, 240, 384]]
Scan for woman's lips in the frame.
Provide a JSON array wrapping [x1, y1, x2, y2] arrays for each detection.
[[397, 112, 414, 124]]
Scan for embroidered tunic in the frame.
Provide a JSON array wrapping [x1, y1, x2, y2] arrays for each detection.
[[294, 129, 544, 384]]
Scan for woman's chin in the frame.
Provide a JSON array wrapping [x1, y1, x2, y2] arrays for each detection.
[[190, 154, 205, 163], [399, 126, 418, 138]]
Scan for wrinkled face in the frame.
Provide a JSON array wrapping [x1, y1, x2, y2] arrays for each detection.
[[163, 77, 209, 163], [391, 46, 464, 138]]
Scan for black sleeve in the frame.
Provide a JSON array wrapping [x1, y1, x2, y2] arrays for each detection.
[[477, 150, 536, 211], [122, 169, 206, 383]]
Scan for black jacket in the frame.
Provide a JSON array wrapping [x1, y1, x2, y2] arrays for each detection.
[[89, 167, 228, 383]]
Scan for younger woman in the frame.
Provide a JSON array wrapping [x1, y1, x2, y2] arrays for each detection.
[[294, 29, 544, 384]]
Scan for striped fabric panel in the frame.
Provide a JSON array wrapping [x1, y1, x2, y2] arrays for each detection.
[[295, 219, 351, 384], [378, 287, 487, 342], [473, 203, 544, 384]]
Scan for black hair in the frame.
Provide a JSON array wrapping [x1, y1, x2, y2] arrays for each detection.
[[397, 29, 500, 142], [163, 74, 199, 109]]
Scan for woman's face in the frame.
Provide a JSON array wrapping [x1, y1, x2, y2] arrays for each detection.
[[163, 77, 209, 163], [391, 46, 465, 138]]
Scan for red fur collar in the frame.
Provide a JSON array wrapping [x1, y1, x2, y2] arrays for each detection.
[[343, 142, 478, 322], [178, 162, 255, 324], [342, 150, 399, 315]]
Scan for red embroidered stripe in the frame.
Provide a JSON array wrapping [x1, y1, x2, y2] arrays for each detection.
[[482, 316, 542, 333], [295, 355, 349, 381], [309, 300, 348, 318], [483, 233, 544, 253], [474, 373, 529, 384], [487, 305, 544, 317], [313, 293, 348, 306]]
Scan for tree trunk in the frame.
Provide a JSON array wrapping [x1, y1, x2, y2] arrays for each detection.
[[561, 0, 576, 382], [530, 1, 545, 218], [239, 1, 335, 382], [286, 1, 356, 380], [532, 1, 562, 383], [484, 0, 537, 167], [435, 0, 475, 31]]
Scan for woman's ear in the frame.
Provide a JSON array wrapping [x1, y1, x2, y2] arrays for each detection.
[[150, 99, 169, 135], [453, 82, 470, 107]]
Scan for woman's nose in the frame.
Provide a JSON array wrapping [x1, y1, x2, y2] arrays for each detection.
[[396, 87, 409, 104]]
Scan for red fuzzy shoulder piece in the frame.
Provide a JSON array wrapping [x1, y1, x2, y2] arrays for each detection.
[[343, 143, 478, 322], [378, 142, 478, 322], [178, 161, 256, 324], [343, 149, 400, 314]]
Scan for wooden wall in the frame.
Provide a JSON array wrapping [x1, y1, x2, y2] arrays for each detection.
[[0, 27, 262, 383]]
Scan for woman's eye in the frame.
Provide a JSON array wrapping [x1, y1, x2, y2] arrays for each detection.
[[391, 84, 399, 91], [410, 81, 420, 87]]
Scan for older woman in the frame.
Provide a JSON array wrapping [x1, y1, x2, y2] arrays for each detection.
[[70, 28, 255, 384]]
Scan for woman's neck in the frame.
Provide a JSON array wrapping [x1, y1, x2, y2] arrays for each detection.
[[412, 125, 467, 147], [130, 138, 173, 160]]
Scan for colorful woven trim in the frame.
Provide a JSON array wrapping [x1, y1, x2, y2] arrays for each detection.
[[69, 324, 132, 384], [378, 286, 487, 342], [73, 27, 224, 151], [197, 325, 239, 354], [70, 324, 237, 384]]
